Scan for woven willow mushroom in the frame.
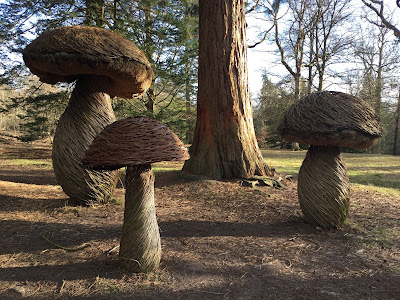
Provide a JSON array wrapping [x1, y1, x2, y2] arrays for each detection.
[[83, 116, 189, 272], [22, 26, 153, 205], [278, 91, 382, 228]]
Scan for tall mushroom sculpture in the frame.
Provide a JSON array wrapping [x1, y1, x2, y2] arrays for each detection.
[[278, 91, 382, 228], [22, 26, 153, 205], [82, 116, 189, 272]]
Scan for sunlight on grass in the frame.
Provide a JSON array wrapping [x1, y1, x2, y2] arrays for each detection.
[[152, 161, 184, 173], [0, 158, 52, 168], [261, 149, 400, 196], [261, 149, 306, 176]]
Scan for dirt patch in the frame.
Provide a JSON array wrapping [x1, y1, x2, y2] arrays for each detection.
[[0, 136, 399, 299]]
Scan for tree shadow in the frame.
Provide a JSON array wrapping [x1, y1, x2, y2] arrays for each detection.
[[159, 218, 314, 238], [349, 174, 400, 190], [0, 168, 58, 186], [0, 217, 311, 256], [1, 216, 399, 299], [0, 194, 68, 212]]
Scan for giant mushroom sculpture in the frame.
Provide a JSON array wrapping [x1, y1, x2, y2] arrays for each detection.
[[82, 116, 189, 272], [22, 26, 153, 205], [278, 91, 382, 228]]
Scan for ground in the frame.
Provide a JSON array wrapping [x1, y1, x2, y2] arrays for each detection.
[[0, 135, 399, 299]]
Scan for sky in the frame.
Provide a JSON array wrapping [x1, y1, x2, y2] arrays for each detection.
[[245, 0, 400, 99], [1, 0, 399, 100]]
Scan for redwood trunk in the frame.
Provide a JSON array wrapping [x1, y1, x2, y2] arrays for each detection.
[[183, 0, 269, 179]]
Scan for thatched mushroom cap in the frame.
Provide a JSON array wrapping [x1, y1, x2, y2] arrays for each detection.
[[22, 26, 153, 98], [278, 91, 382, 149], [82, 116, 190, 170]]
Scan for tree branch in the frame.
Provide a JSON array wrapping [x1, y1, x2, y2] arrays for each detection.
[[362, 0, 400, 38], [248, 24, 274, 48], [246, 0, 261, 14]]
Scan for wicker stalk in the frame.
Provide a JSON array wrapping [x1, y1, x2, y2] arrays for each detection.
[[119, 164, 161, 272], [297, 145, 350, 229], [52, 75, 119, 205]]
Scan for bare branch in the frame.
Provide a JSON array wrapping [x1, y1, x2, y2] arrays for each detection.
[[246, 0, 261, 14], [362, 0, 400, 38], [248, 24, 274, 48]]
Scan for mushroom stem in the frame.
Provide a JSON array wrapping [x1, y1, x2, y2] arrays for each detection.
[[120, 164, 161, 272], [52, 75, 119, 205], [297, 145, 350, 229]]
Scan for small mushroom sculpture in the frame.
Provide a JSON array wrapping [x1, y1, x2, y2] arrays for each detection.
[[82, 116, 189, 272], [278, 91, 382, 228], [22, 26, 153, 205]]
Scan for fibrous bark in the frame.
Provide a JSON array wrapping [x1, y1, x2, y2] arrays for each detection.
[[119, 164, 161, 272], [297, 145, 350, 229], [183, 0, 269, 179], [52, 75, 119, 205]]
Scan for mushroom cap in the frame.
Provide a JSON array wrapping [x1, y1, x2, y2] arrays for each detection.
[[278, 91, 382, 149], [82, 116, 190, 170], [22, 26, 153, 98]]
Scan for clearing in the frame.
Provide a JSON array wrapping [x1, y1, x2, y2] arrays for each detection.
[[0, 135, 399, 299]]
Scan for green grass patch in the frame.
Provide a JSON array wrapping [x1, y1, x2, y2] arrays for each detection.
[[0, 158, 53, 168], [261, 149, 400, 195], [261, 149, 306, 177], [152, 161, 183, 173], [346, 221, 400, 249], [152, 166, 182, 172]]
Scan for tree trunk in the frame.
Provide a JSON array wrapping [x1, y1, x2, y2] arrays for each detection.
[[372, 32, 384, 154], [52, 75, 119, 205], [143, 4, 155, 114], [84, 0, 105, 27], [120, 164, 161, 273], [145, 80, 156, 114], [307, 28, 314, 95], [393, 89, 400, 156], [183, 0, 269, 179], [185, 62, 194, 144], [291, 74, 301, 151]]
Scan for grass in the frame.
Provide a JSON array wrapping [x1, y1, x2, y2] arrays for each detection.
[[0, 158, 53, 168], [153, 161, 183, 173], [261, 149, 400, 196], [346, 220, 400, 250], [0, 158, 181, 172]]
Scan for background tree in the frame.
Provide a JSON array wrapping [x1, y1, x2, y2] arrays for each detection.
[[183, 0, 270, 179], [361, 0, 400, 154], [354, 25, 387, 154], [267, 0, 314, 150], [253, 73, 292, 148], [0, 0, 199, 143], [393, 88, 400, 155], [309, 0, 351, 91]]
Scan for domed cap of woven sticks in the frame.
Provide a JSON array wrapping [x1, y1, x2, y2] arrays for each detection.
[[22, 26, 153, 98], [278, 91, 382, 149], [82, 116, 190, 170]]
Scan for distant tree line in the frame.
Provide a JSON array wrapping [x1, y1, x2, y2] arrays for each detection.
[[250, 0, 400, 155]]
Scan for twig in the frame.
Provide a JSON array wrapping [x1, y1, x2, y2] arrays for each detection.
[[59, 280, 66, 294], [106, 245, 120, 256], [41, 232, 91, 252]]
